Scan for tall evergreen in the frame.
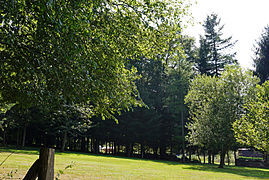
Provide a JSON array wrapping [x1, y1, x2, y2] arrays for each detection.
[[254, 25, 269, 83], [196, 13, 237, 76]]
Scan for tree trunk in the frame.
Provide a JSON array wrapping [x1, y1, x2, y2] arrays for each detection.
[[160, 146, 166, 158], [61, 131, 67, 152], [81, 137, 86, 152], [212, 154, 215, 164], [219, 147, 226, 168], [94, 139, 99, 154], [3, 131, 6, 145], [181, 110, 185, 162], [90, 137, 93, 152], [197, 149, 201, 163], [203, 150, 206, 164], [227, 151, 230, 166], [86, 137, 90, 152], [189, 149, 192, 162], [16, 129, 20, 147], [105, 142, 108, 154], [38, 147, 55, 180], [126, 143, 130, 157], [112, 142, 116, 154], [141, 143, 144, 159], [22, 124, 27, 147], [264, 152, 269, 166], [234, 150, 237, 166], [153, 147, 158, 157], [208, 150, 212, 164]]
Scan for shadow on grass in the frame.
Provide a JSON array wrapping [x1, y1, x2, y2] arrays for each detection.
[[183, 164, 269, 179], [0, 146, 40, 155], [1, 146, 269, 179]]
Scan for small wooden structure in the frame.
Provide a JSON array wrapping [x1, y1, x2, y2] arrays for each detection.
[[236, 148, 268, 169]]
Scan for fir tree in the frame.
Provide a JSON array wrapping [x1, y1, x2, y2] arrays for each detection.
[[196, 13, 237, 77], [254, 25, 269, 83]]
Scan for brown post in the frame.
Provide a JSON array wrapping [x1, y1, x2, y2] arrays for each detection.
[[38, 147, 55, 180], [23, 159, 40, 180]]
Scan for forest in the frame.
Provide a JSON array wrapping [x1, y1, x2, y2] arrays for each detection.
[[1, 0, 269, 179]]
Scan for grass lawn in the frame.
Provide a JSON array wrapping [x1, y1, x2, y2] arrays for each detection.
[[0, 147, 269, 180]]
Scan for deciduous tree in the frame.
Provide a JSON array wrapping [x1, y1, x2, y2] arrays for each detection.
[[185, 65, 259, 168], [233, 81, 269, 155]]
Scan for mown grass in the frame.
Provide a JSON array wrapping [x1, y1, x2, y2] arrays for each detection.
[[0, 147, 269, 179]]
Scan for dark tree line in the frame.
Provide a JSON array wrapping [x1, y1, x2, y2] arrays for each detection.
[[1, 51, 194, 160], [2, 12, 268, 168]]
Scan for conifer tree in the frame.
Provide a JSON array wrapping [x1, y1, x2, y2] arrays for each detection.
[[254, 25, 269, 83], [196, 13, 237, 76]]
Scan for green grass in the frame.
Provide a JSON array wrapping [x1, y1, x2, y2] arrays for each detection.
[[0, 147, 269, 180], [238, 156, 264, 160]]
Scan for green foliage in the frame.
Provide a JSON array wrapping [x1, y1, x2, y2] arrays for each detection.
[[186, 65, 259, 152], [55, 161, 75, 180], [254, 25, 269, 83], [196, 13, 237, 76], [0, 0, 190, 119], [233, 81, 269, 153]]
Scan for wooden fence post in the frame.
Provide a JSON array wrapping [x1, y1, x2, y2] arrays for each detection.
[[38, 147, 55, 180]]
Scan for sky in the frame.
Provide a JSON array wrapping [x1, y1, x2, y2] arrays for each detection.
[[184, 0, 269, 69]]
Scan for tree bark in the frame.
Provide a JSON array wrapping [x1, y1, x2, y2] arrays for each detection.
[[234, 150, 237, 166], [227, 151, 230, 166], [181, 110, 185, 162], [22, 124, 27, 147], [61, 131, 67, 152], [189, 149, 192, 162], [105, 142, 108, 154], [112, 142, 115, 154], [197, 149, 201, 163], [203, 150, 206, 164], [208, 150, 212, 164], [153, 147, 158, 157], [95, 139, 99, 154], [141, 143, 144, 159], [86, 137, 90, 152], [264, 152, 269, 165], [90, 137, 93, 152], [23, 159, 40, 180], [3, 131, 6, 145], [81, 137, 86, 152], [219, 147, 226, 168], [212, 154, 215, 164], [16, 129, 20, 147], [38, 147, 55, 180]]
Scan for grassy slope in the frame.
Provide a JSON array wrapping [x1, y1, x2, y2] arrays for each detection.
[[0, 147, 269, 180]]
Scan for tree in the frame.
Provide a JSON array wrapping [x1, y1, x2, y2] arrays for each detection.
[[196, 13, 237, 76], [233, 81, 269, 156], [0, 0, 189, 179], [254, 25, 269, 83], [185, 65, 259, 168], [165, 56, 194, 159], [1, 0, 190, 178]]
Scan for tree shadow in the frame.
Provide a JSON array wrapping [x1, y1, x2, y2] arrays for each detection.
[[183, 164, 269, 179], [0, 146, 39, 155], [1, 146, 269, 179]]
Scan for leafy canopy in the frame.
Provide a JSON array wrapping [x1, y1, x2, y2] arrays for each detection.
[[185, 65, 259, 152], [0, 0, 190, 118], [233, 81, 269, 152]]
